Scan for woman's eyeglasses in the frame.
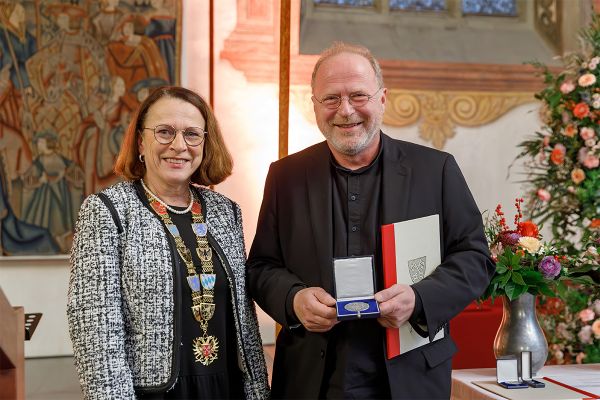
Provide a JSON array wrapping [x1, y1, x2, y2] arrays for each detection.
[[143, 124, 206, 147]]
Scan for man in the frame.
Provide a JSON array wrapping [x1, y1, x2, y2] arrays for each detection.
[[247, 42, 494, 399]]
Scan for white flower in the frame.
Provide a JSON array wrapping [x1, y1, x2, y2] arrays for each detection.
[[518, 236, 541, 253], [593, 101, 600, 109]]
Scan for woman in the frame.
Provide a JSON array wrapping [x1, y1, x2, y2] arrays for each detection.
[[67, 86, 269, 399]]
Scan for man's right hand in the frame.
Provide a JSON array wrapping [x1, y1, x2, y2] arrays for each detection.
[[292, 287, 338, 332]]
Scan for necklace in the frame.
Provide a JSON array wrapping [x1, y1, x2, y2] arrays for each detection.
[[141, 179, 193, 214], [143, 187, 219, 365]]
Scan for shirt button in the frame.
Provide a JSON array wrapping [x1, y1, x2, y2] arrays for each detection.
[[351, 225, 358, 232], [350, 195, 357, 201], [320, 350, 325, 358]]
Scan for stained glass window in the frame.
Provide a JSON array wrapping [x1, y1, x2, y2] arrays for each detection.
[[462, 0, 517, 16], [389, 0, 447, 12], [313, 0, 375, 6]]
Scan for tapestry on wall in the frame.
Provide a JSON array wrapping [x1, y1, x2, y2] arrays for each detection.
[[0, 0, 182, 255]]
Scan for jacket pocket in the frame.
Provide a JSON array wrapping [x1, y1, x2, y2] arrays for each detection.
[[422, 336, 457, 368]]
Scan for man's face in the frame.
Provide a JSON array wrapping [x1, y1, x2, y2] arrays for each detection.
[[311, 52, 386, 158]]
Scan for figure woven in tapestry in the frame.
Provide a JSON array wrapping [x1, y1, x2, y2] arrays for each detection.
[[0, 0, 182, 255]]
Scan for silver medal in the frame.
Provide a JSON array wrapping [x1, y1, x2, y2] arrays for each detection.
[[344, 301, 369, 312]]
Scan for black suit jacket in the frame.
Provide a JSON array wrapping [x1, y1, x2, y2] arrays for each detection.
[[247, 133, 494, 399]]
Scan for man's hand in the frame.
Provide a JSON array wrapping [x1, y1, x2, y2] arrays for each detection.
[[374, 284, 415, 328], [293, 287, 338, 332]]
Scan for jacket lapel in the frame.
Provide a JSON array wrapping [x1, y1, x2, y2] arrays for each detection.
[[381, 134, 411, 225], [306, 143, 334, 294]]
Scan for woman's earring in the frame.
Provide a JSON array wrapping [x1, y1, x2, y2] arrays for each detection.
[[139, 154, 145, 163]]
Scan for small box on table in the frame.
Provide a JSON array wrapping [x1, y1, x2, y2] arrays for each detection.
[[496, 356, 528, 389]]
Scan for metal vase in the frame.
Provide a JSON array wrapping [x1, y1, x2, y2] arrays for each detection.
[[493, 293, 548, 374]]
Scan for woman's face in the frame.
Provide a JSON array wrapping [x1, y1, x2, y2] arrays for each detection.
[[138, 96, 205, 191]]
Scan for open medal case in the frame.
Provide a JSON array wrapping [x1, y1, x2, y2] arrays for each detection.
[[333, 256, 381, 320]]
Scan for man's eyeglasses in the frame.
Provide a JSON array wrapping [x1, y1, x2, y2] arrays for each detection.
[[313, 87, 383, 110], [143, 124, 206, 147]]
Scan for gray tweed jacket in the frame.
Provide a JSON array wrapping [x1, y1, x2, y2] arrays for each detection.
[[67, 181, 269, 399]]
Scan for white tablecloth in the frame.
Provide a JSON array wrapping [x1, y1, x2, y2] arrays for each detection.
[[451, 364, 600, 400]]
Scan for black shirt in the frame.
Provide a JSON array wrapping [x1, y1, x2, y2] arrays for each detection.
[[321, 144, 392, 399], [138, 200, 244, 400]]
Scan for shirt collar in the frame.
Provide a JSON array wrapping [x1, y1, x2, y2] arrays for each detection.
[[329, 133, 384, 175]]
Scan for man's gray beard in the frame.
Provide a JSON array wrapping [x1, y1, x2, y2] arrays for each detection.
[[326, 126, 379, 156]]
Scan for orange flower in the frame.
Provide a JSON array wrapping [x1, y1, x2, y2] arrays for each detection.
[[550, 145, 566, 165], [571, 168, 586, 184], [592, 319, 600, 339], [518, 221, 539, 238], [573, 102, 590, 119], [590, 219, 600, 230], [563, 124, 577, 137]]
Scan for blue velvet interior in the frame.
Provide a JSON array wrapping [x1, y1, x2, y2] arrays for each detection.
[[336, 298, 380, 320]]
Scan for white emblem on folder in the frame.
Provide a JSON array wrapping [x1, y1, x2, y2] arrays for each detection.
[[408, 256, 427, 283]]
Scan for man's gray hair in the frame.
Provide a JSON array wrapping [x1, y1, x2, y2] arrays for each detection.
[[311, 41, 384, 90]]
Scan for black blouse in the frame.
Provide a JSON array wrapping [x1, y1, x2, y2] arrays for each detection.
[[159, 206, 243, 399]]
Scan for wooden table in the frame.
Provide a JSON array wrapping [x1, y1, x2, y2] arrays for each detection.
[[451, 364, 600, 400]]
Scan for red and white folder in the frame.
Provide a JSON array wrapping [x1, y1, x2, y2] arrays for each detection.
[[381, 214, 444, 359]]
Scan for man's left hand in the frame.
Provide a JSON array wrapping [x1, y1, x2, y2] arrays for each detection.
[[374, 284, 415, 328]]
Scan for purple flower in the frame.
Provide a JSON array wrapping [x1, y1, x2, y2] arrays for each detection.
[[538, 256, 561, 278], [499, 231, 521, 246]]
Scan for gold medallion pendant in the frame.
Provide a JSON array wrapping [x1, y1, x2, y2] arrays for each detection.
[[193, 335, 219, 365]]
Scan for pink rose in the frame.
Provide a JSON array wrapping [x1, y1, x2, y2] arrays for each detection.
[[576, 352, 587, 364], [543, 135, 551, 147], [560, 80, 576, 93], [536, 188, 551, 201], [579, 73, 597, 87], [538, 152, 546, 162], [580, 308, 595, 322], [578, 325, 593, 344], [580, 127, 596, 140], [583, 154, 600, 169], [579, 147, 590, 163], [593, 300, 600, 315]]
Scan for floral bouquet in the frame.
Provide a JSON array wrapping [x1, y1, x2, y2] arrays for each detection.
[[480, 198, 595, 302], [518, 16, 600, 251], [539, 286, 600, 364]]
